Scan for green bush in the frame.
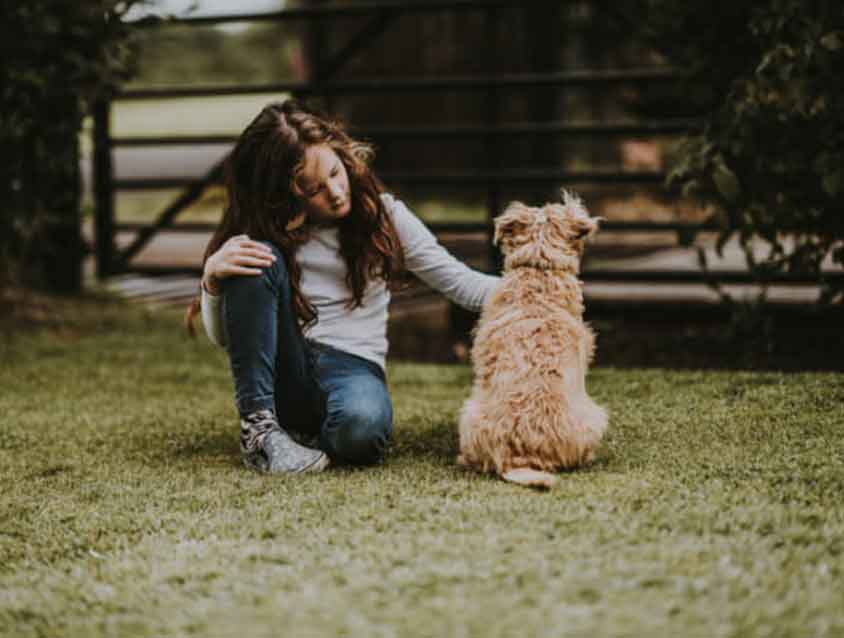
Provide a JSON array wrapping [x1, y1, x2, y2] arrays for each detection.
[[0, 1, 141, 294], [627, 0, 844, 303]]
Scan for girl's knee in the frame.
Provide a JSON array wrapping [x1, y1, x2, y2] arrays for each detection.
[[323, 397, 392, 466], [222, 242, 288, 296]]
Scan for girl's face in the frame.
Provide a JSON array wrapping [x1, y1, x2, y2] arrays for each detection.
[[295, 144, 352, 225]]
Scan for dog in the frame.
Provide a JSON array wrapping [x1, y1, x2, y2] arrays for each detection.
[[457, 191, 608, 489]]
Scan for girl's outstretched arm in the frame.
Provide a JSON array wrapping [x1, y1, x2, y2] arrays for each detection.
[[383, 193, 500, 311]]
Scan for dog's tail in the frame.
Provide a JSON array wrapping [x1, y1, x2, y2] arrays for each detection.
[[501, 468, 558, 490]]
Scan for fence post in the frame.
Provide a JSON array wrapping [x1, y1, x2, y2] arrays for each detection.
[[93, 96, 115, 278], [304, 0, 330, 111], [446, 5, 503, 356], [485, 4, 502, 274]]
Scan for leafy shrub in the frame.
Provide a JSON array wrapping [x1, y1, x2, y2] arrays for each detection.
[[0, 1, 141, 293], [627, 0, 844, 303]]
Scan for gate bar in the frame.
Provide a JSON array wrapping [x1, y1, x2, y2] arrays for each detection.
[[93, 98, 115, 277], [130, 0, 540, 27], [114, 169, 667, 191], [112, 119, 698, 146], [118, 264, 844, 286], [119, 68, 687, 100], [113, 159, 226, 270]]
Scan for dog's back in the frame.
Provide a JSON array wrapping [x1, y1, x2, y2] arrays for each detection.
[[457, 196, 608, 487]]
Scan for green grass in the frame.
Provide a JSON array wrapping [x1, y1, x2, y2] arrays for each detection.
[[1, 295, 843, 638]]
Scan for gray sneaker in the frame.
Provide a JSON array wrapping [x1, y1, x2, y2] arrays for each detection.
[[240, 409, 330, 474], [288, 428, 321, 450]]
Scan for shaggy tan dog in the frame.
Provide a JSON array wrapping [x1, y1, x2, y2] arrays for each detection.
[[458, 191, 608, 489]]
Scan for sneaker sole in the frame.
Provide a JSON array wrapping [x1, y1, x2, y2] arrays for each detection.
[[297, 452, 330, 474]]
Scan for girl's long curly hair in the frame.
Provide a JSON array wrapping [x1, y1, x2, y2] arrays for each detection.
[[186, 99, 404, 334]]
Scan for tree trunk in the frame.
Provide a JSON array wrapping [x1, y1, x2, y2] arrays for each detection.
[[31, 95, 83, 293]]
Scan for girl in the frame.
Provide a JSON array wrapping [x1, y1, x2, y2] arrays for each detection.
[[193, 99, 499, 474]]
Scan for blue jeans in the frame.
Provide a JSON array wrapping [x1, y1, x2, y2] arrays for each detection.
[[220, 241, 393, 466]]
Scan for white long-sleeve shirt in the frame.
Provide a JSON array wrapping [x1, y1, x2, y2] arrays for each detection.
[[201, 192, 500, 369]]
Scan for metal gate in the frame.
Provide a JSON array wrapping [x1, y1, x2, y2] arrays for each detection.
[[93, 0, 834, 291]]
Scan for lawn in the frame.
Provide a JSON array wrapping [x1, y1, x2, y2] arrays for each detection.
[[1, 294, 843, 638]]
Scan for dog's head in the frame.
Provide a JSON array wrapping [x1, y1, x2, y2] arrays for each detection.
[[493, 190, 600, 273]]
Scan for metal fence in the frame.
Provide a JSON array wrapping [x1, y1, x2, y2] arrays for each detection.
[[93, 0, 837, 290]]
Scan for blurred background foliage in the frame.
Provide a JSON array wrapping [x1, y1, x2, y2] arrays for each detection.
[[2, 0, 842, 308], [129, 21, 303, 86], [618, 0, 844, 303], [118, 3, 703, 239], [1, 0, 144, 294]]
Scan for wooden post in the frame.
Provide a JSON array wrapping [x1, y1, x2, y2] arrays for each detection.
[[485, 5, 502, 274], [93, 96, 115, 278], [304, 0, 330, 111], [447, 5, 503, 356], [527, 2, 563, 196]]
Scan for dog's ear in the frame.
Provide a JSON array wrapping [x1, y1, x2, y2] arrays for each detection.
[[571, 214, 601, 240], [558, 190, 600, 240], [494, 201, 531, 246]]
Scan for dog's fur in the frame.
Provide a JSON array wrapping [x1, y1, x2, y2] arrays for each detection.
[[457, 191, 608, 489]]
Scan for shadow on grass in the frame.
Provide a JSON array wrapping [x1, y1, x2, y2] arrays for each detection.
[[165, 422, 462, 474], [389, 420, 458, 465], [137, 429, 242, 470], [171, 430, 237, 458], [385, 418, 618, 483], [587, 302, 844, 372]]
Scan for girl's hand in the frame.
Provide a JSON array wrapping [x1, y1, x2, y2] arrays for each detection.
[[202, 235, 276, 295]]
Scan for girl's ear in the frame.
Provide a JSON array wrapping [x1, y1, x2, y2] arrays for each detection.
[[286, 211, 306, 231]]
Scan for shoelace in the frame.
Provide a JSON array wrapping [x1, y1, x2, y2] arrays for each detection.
[[240, 409, 279, 454]]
